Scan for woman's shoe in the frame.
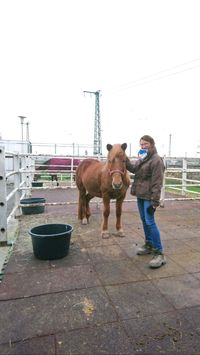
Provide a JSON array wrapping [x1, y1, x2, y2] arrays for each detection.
[[137, 243, 153, 255], [149, 253, 166, 268]]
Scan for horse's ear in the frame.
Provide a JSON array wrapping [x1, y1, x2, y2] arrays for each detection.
[[107, 144, 113, 151], [121, 143, 127, 151]]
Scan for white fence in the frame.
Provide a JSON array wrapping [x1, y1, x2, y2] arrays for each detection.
[[1, 146, 200, 244]]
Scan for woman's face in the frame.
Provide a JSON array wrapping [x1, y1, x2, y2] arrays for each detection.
[[139, 139, 152, 150]]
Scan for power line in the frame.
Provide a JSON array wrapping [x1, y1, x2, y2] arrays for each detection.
[[116, 58, 200, 91]]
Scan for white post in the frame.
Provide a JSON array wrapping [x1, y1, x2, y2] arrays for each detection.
[[129, 143, 132, 157], [182, 158, 187, 195], [13, 153, 22, 216], [160, 156, 166, 207], [20, 155, 27, 198], [0, 146, 7, 243], [26, 121, 30, 141], [70, 157, 74, 187], [168, 134, 172, 157], [25, 154, 32, 197], [30, 156, 35, 185]]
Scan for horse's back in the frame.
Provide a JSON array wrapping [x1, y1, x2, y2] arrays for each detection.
[[76, 159, 102, 176], [75, 159, 103, 195]]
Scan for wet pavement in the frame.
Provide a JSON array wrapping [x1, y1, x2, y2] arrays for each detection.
[[0, 187, 200, 354]]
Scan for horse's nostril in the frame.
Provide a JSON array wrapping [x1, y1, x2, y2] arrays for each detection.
[[113, 182, 123, 190]]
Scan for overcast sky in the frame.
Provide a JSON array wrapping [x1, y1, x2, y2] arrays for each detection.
[[0, 0, 200, 157]]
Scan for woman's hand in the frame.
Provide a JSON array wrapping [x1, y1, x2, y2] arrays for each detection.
[[147, 205, 156, 215]]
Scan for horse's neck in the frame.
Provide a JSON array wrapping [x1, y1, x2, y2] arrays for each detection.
[[102, 162, 109, 171]]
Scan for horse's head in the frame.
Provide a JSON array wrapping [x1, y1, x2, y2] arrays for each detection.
[[106, 143, 128, 190]]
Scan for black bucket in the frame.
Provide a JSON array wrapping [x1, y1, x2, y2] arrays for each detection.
[[20, 197, 46, 215], [32, 182, 43, 187], [29, 223, 73, 260]]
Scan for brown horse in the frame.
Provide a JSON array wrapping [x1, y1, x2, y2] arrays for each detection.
[[75, 143, 130, 238]]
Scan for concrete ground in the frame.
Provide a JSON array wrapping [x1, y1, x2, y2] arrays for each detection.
[[0, 187, 200, 354]]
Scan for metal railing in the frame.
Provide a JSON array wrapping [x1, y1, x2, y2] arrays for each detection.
[[1, 146, 200, 244], [164, 156, 200, 196]]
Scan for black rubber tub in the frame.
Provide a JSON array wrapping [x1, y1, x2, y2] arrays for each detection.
[[29, 223, 73, 260], [20, 197, 46, 215], [32, 182, 43, 187]]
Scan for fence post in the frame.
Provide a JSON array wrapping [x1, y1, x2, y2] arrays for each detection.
[[25, 154, 32, 197], [0, 146, 7, 244], [160, 156, 166, 207], [182, 158, 187, 195], [30, 155, 35, 185], [70, 157, 74, 187], [20, 155, 31, 198], [13, 153, 22, 216]]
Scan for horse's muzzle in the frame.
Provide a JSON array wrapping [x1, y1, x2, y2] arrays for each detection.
[[112, 181, 123, 190], [110, 169, 124, 190]]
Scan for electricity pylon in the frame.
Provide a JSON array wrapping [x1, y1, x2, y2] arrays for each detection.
[[83, 90, 102, 156]]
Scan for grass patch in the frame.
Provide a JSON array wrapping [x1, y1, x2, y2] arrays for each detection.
[[165, 178, 200, 195], [37, 174, 72, 181]]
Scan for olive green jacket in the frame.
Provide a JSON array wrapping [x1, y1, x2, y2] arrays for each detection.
[[126, 147, 165, 207]]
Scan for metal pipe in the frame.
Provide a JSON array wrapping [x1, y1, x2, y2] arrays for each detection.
[[18, 116, 26, 141]]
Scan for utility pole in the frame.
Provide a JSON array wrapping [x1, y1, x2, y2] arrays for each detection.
[[83, 90, 102, 156], [18, 116, 26, 141]]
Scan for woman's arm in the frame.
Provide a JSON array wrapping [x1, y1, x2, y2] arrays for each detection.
[[126, 158, 142, 173], [151, 159, 165, 207]]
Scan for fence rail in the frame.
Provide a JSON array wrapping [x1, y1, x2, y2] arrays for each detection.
[[1, 146, 200, 244]]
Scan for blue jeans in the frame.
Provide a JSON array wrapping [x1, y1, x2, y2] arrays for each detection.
[[137, 198, 163, 252]]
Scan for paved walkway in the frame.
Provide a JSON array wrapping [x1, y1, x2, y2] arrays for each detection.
[[0, 188, 200, 354]]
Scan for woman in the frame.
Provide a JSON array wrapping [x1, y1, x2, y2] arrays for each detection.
[[126, 135, 166, 268]]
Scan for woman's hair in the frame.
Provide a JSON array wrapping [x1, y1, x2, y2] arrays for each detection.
[[140, 135, 155, 146]]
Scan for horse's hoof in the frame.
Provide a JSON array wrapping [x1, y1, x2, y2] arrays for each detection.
[[82, 218, 88, 225], [117, 230, 125, 238], [102, 232, 110, 239]]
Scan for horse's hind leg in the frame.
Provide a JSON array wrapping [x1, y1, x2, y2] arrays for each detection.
[[78, 187, 88, 225], [85, 193, 93, 223], [78, 192, 83, 220]]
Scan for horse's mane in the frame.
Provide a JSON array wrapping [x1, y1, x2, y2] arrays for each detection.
[[106, 144, 127, 163]]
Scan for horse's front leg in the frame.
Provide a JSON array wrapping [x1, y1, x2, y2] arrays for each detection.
[[101, 196, 110, 239], [115, 199, 125, 237]]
